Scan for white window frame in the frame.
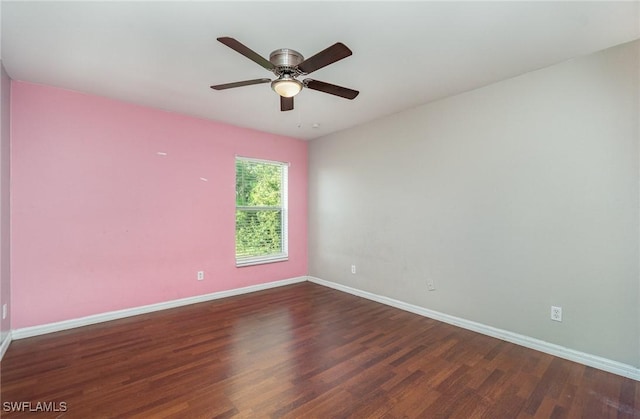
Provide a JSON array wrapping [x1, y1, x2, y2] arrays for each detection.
[[235, 156, 288, 267]]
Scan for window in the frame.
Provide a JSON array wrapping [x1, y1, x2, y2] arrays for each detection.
[[235, 157, 288, 266]]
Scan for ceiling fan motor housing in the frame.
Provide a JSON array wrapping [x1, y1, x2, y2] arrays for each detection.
[[269, 49, 304, 76]]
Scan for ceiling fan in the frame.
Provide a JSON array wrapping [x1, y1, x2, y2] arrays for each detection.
[[210, 37, 359, 112]]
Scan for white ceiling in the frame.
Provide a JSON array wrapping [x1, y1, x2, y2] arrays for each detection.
[[1, 1, 638, 140]]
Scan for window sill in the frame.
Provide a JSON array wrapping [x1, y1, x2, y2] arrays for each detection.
[[236, 255, 289, 268]]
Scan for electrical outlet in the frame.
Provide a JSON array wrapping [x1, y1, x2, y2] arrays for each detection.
[[197, 271, 204, 281], [426, 279, 436, 291], [2, 304, 6, 320], [351, 265, 356, 274], [551, 306, 562, 322]]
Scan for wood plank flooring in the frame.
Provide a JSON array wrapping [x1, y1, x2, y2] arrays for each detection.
[[1, 282, 638, 418]]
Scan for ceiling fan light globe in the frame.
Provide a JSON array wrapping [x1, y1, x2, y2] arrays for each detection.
[[272, 78, 303, 98]]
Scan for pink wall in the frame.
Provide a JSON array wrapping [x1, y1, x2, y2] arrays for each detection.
[[10, 81, 308, 329]]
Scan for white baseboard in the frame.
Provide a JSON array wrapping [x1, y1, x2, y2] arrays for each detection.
[[12, 276, 307, 340], [8, 275, 639, 381], [307, 276, 640, 381], [0, 331, 11, 360]]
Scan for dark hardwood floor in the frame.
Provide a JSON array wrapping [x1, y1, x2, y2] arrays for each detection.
[[1, 282, 638, 418]]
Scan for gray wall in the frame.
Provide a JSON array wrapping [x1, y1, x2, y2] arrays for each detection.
[[308, 41, 639, 366], [0, 61, 10, 346]]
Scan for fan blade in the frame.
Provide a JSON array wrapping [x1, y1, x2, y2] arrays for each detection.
[[210, 78, 271, 90], [297, 42, 352, 74], [303, 79, 359, 99], [217, 37, 274, 70], [281, 96, 294, 112]]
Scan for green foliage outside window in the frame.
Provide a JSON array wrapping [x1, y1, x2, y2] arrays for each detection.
[[236, 159, 286, 260]]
